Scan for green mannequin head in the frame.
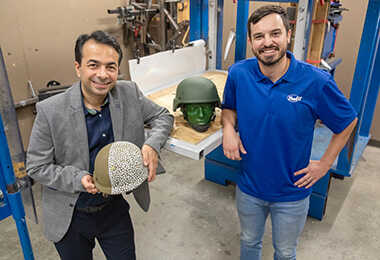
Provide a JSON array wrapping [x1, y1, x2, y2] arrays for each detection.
[[173, 76, 221, 132]]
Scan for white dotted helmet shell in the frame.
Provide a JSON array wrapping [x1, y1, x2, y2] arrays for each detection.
[[94, 141, 150, 211]]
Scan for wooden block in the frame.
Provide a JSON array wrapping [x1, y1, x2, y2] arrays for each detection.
[[306, 1, 330, 66], [13, 161, 27, 179], [147, 71, 228, 145]]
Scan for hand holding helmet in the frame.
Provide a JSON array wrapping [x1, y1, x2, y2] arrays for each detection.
[[93, 141, 151, 212]]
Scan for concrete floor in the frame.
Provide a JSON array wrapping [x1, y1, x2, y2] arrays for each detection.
[[1, 145, 380, 260]]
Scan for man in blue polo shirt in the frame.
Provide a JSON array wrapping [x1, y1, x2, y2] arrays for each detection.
[[222, 5, 357, 260]]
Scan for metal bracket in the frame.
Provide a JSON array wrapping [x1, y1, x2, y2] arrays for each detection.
[[14, 81, 39, 109]]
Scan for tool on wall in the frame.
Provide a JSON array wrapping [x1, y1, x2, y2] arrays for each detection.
[[108, 0, 189, 61], [322, 0, 348, 60]]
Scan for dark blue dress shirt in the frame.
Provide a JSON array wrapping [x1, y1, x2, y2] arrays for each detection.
[[75, 95, 120, 208]]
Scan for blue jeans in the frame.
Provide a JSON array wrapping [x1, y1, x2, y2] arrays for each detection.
[[236, 186, 309, 260]]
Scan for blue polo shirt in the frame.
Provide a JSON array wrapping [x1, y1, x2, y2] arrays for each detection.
[[222, 51, 357, 202]]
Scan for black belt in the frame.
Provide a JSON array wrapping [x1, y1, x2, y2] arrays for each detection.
[[76, 203, 109, 214]]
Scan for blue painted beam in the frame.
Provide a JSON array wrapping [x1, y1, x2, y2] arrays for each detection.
[[337, 0, 380, 174], [216, 0, 224, 69], [360, 28, 380, 136], [235, 0, 250, 62], [349, 0, 379, 126], [0, 119, 16, 189], [8, 192, 34, 260], [0, 114, 34, 259], [190, 0, 202, 41], [202, 0, 209, 42]]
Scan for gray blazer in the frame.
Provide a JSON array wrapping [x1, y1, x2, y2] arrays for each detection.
[[26, 81, 173, 242]]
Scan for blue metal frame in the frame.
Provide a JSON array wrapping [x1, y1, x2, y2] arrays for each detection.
[[360, 42, 380, 136], [190, 0, 209, 42], [216, 0, 224, 69], [335, 0, 380, 176], [235, 0, 250, 62], [0, 115, 34, 259], [0, 174, 12, 221], [190, 0, 202, 41], [202, 0, 209, 41]]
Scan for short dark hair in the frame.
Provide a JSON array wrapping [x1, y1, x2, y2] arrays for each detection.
[[74, 30, 123, 65], [247, 5, 290, 39]]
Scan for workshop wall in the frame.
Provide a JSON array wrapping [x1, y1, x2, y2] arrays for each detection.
[[0, 0, 128, 148]]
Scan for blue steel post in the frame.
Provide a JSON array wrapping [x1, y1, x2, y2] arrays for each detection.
[[0, 170, 12, 221], [358, 6, 380, 137], [202, 0, 209, 42], [235, 0, 250, 62], [0, 115, 34, 260], [336, 0, 380, 175], [216, 0, 224, 69], [190, 0, 202, 41]]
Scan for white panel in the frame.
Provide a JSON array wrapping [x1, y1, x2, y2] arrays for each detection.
[[129, 40, 207, 95], [164, 129, 223, 160]]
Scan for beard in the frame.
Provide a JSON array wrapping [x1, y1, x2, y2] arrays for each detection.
[[252, 45, 287, 66]]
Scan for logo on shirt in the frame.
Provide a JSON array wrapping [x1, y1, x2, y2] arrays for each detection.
[[287, 94, 302, 103]]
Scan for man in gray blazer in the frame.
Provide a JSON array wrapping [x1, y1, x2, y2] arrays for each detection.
[[26, 30, 173, 259]]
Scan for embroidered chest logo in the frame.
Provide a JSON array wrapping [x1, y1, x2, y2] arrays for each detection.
[[287, 94, 302, 103]]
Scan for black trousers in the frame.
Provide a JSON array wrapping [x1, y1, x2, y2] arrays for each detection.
[[54, 198, 136, 260]]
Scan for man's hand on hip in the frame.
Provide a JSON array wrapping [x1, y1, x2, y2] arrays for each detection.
[[222, 126, 247, 160], [81, 174, 99, 194], [141, 144, 158, 182], [294, 160, 330, 189]]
